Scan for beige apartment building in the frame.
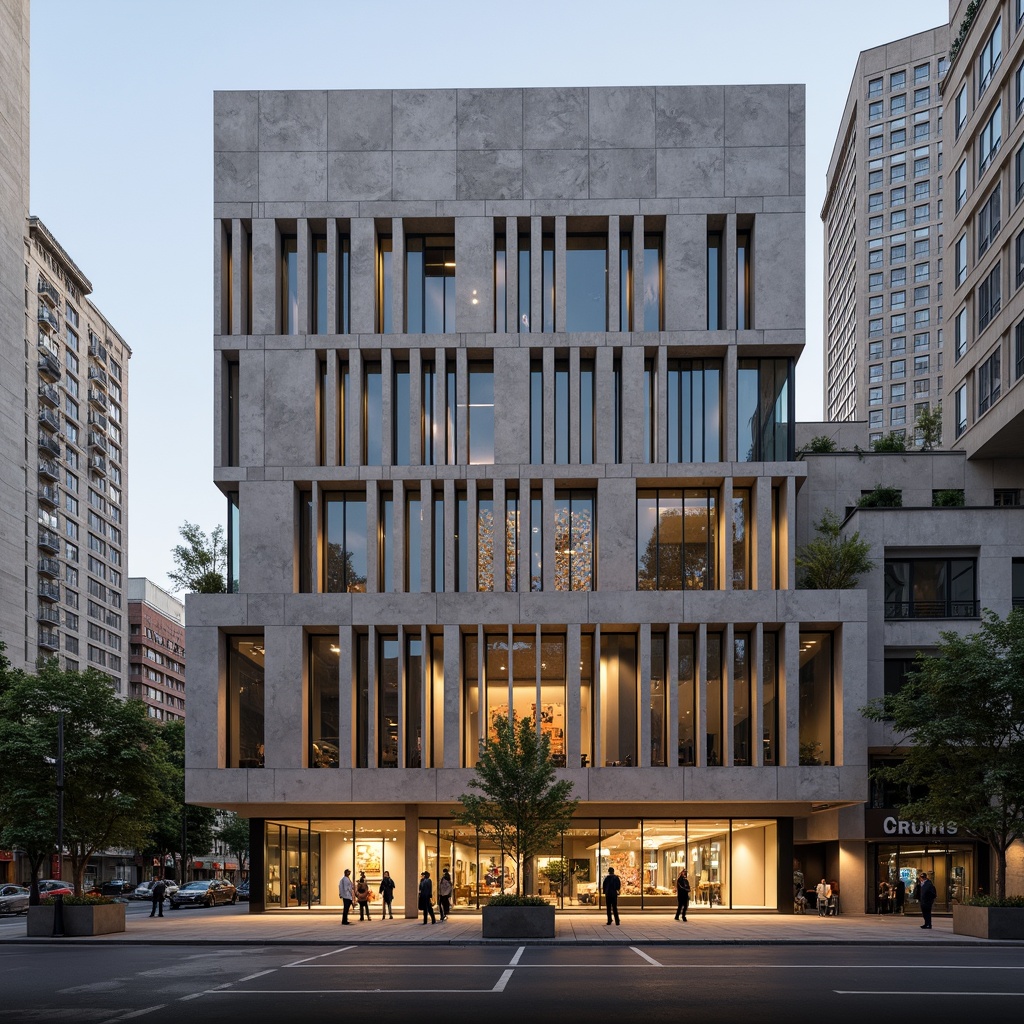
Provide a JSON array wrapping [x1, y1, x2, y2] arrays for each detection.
[[822, 27, 950, 442]]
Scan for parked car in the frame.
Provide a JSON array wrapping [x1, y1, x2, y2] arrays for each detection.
[[131, 880, 179, 901], [169, 879, 237, 909], [235, 880, 249, 902], [0, 884, 30, 915], [99, 879, 135, 896], [35, 879, 74, 898]]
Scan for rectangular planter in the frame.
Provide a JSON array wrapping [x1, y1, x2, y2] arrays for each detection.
[[952, 904, 1024, 940], [482, 904, 556, 938], [27, 903, 126, 937]]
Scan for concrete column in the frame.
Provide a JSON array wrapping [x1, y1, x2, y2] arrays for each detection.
[[754, 476, 773, 590], [494, 478, 506, 593], [365, 480, 380, 594], [696, 623, 708, 767], [530, 216, 542, 332], [250, 218, 276, 335], [632, 215, 645, 333], [782, 620, 800, 767], [326, 218, 340, 334], [542, 477, 555, 592], [456, 348, 468, 465], [324, 355, 339, 467], [724, 345, 738, 463], [505, 217, 518, 332], [554, 215, 567, 332], [381, 348, 394, 467], [655, 345, 667, 464], [349, 218, 376, 333], [722, 622, 734, 766], [366, 626, 378, 766], [348, 349, 363, 465], [566, 625, 581, 769], [752, 622, 764, 766], [542, 346, 555, 464], [639, 623, 652, 767], [391, 217, 405, 335], [338, 625, 354, 767], [721, 476, 734, 590], [569, 347, 581, 464], [409, 348, 422, 466], [394, 481, 406, 596], [595, 346, 615, 465], [667, 624, 679, 768], [297, 218, 311, 335], [725, 214, 737, 332]]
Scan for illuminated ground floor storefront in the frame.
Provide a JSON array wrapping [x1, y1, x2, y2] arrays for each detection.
[[253, 815, 786, 913]]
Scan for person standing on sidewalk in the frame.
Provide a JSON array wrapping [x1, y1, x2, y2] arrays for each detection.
[[916, 871, 937, 929], [437, 867, 453, 922], [355, 872, 371, 921], [378, 870, 395, 919], [338, 868, 354, 925], [149, 877, 167, 918], [418, 871, 436, 924], [602, 866, 621, 926], [674, 868, 691, 921]]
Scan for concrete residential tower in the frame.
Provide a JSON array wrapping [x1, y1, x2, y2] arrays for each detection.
[[822, 27, 949, 440], [186, 84, 876, 917]]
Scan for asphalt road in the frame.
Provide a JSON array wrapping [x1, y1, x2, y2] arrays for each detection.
[[0, 940, 1020, 1024]]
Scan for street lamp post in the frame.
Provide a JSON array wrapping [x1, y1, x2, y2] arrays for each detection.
[[53, 711, 64, 937]]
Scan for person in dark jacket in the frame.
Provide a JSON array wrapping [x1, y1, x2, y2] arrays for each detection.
[[418, 871, 436, 924], [437, 868, 453, 922], [149, 878, 167, 918], [602, 866, 621, 926], [915, 872, 937, 929], [675, 869, 691, 921], [378, 870, 395, 919]]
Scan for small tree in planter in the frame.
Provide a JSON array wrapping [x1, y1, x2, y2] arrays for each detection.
[[455, 713, 578, 902], [795, 509, 874, 590], [862, 608, 1024, 900]]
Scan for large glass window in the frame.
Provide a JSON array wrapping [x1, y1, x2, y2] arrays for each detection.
[[518, 233, 531, 332], [978, 103, 1002, 177], [565, 235, 607, 331], [393, 361, 410, 465], [228, 636, 265, 768], [643, 233, 663, 331], [377, 235, 392, 333], [363, 363, 383, 464], [978, 349, 1001, 414], [637, 489, 718, 591], [736, 229, 752, 329], [732, 488, 751, 590], [379, 492, 394, 593], [309, 635, 340, 768], [280, 233, 298, 334], [736, 358, 793, 461], [494, 234, 506, 332], [677, 633, 696, 766], [667, 359, 721, 462], [378, 636, 399, 767], [706, 632, 722, 765], [733, 633, 752, 765], [407, 235, 455, 333], [762, 634, 778, 766], [542, 233, 555, 332], [505, 490, 519, 592], [477, 491, 495, 592], [651, 633, 667, 766], [600, 634, 637, 766], [798, 633, 833, 767], [466, 362, 494, 464], [406, 635, 424, 767], [707, 230, 723, 329], [406, 492, 422, 593], [530, 359, 543, 464], [553, 490, 594, 591], [978, 263, 1002, 332], [530, 491, 543, 592], [422, 360, 440, 466], [323, 494, 367, 593], [884, 558, 978, 619]]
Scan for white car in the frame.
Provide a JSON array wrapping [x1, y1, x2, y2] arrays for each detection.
[[132, 880, 178, 901]]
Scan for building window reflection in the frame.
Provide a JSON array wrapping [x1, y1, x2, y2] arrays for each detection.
[[407, 234, 456, 333], [228, 636, 265, 768], [323, 493, 367, 593], [637, 488, 718, 591], [667, 358, 722, 462], [554, 490, 594, 591], [565, 234, 607, 331], [309, 635, 340, 768], [799, 632, 834, 766]]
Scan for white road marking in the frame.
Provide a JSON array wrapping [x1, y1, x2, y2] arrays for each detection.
[[98, 1006, 167, 1022], [836, 990, 1024, 997], [508, 947, 526, 966], [237, 969, 277, 983], [631, 947, 662, 966], [493, 970, 516, 992], [284, 947, 354, 966], [204, 988, 511, 994]]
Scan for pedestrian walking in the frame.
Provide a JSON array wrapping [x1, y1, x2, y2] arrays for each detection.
[[893, 877, 906, 915], [355, 871, 372, 921], [437, 867, 453, 921], [338, 868, 354, 925], [915, 871, 937, 929], [815, 878, 831, 916], [674, 868, 691, 921], [378, 870, 395, 919], [602, 866, 621, 926], [149, 877, 167, 918], [418, 870, 436, 924]]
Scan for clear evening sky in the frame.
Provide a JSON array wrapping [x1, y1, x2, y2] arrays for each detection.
[[28, 0, 948, 590]]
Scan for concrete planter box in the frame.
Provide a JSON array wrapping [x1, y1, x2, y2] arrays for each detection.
[[27, 902, 126, 937], [952, 904, 1024, 940], [482, 904, 556, 938]]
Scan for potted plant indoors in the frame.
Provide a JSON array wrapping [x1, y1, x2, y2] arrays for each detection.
[[455, 713, 578, 939]]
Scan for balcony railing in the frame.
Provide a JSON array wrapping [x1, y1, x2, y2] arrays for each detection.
[[37, 432, 61, 457], [37, 277, 60, 306], [37, 527, 60, 552], [89, 455, 107, 476], [88, 432, 109, 453], [88, 367, 108, 387], [38, 629, 60, 651], [38, 580, 60, 602], [87, 412, 108, 432], [38, 458, 59, 479], [38, 483, 59, 506], [37, 305, 59, 332], [87, 388, 108, 409], [37, 348, 61, 379], [885, 600, 980, 619], [37, 556, 60, 577], [38, 408, 60, 432], [38, 383, 60, 407], [88, 340, 108, 363]]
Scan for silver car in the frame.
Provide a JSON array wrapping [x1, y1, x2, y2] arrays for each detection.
[[132, 880, 179, 901], [0, 884, 30, 915]]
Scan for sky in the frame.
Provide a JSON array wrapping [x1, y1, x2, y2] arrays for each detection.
[[27, 0, 950, 592]]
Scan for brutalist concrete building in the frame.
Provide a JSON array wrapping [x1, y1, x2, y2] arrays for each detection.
[[189, 85, 872, 916]]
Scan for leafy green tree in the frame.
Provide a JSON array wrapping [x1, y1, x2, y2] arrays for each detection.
[[455, 713, 578, 898], [169, 521, 226, 594], [142, 719, 216, 884], [0, 649, 163, 894], [795, 509, 875, 589], [800, 435, 838, 454], [871, 432, 908, 453], [914, 405, 943, 450], [215, 811, 251, 875], [862, 609, 1024, 899]]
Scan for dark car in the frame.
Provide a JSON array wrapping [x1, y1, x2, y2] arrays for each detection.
[[0, 884, 30, 915], [99, 879, 135, 896], [236, 880, 249, 902], [169, 878, 237, 909]]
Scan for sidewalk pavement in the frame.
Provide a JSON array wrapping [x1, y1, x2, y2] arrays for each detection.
[[4, 907, 1016, 946]]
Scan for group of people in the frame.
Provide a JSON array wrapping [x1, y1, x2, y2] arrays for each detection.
[[338, 866, 454, 925]]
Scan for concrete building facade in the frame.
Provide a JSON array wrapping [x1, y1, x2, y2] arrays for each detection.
[[186, 84, 890, 916], [128, 578, 186, 722], [822, 27, 950, 441], [941, 0, 1024, 461]]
